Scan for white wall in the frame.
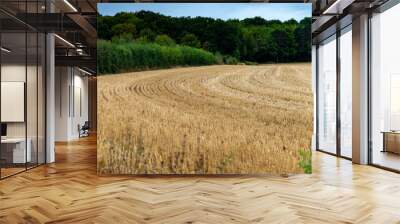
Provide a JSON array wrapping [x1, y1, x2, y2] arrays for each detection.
[[1, 65, 34, 138], [1, 82, 25, 122], [55, 66, 70, 141], [1, 64, 25, 121], [1, 65, 26, 140], [71, 72, 89, 138], [55, 67, 89, 141], [1, 65, 25, 81]]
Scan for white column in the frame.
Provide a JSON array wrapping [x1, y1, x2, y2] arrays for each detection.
[[312, 45, 317, 151], [352, 14, 369, 164], [46, 32, 55, 163]]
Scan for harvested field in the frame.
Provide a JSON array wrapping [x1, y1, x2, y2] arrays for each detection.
[[98, 64, 313, 175]]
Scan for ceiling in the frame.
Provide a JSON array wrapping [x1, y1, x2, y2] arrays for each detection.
[[311, 0, 390, 42], [1, 0, 98, 72]]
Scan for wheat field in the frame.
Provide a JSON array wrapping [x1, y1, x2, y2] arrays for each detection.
[[97, 64, 313, 175]]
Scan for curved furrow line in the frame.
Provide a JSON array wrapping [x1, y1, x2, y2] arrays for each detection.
[[98, 64, 313, 175], [209, 68, 306, 111]]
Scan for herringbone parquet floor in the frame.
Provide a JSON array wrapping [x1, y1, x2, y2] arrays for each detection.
[[1, 135, 400, 223]]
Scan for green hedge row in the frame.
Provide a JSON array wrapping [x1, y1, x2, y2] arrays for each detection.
[[98, 40, 218, 74]]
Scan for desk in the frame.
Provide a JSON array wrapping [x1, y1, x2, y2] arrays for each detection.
[[1, 138, 31, 163], [382, 131, 400, 154]]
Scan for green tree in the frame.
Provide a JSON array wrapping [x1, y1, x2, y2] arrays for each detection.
[[98, 16, 114, 40], [113, 12, 140, 25], [240, 30, 257, 61], [180, 33, 201, 48], [155, 34, 175, 46], [98, 11, 312, 64], [295, 17, 311, 61], [272, 28, 297, 62], [138, 28, 156, 42], [249, 27, 278, 63], [242, 16, 267, 26], [111, 33, 134, 44], [111, 23, 136, 37], [211, 20, 241, 55], [202, 41, 210, 51]]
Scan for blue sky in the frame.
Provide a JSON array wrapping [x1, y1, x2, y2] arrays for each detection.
[[98, 3, 311, 21]]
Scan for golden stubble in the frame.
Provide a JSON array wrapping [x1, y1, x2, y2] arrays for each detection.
[[97, 64, 313, 175]]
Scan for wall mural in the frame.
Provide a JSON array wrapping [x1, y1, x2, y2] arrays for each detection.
[[97, 3, 313, 175]]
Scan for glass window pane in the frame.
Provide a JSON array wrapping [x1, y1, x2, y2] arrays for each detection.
[[38, 33, 45, 165], [27, 31, 38, 169], [371, 4, 400, 171], [0, 0, 46, 179], [318, 35, 337, 154], [1, 31, 27, 177], [340, 27, 352, 158]]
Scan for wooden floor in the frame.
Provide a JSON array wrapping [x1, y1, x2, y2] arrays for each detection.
[[0, 167, 26, 178], [372, 150, 400, 171], [0, 135, 400, 223]]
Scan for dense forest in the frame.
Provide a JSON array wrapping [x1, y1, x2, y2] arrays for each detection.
[[98, 11, 311, 74]]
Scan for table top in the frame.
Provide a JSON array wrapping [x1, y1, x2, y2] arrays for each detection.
[[381, 131, 400, 134], [1, 138, 29, 143]]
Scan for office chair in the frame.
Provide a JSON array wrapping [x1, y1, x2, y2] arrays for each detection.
[[79, 121, 90, 138]]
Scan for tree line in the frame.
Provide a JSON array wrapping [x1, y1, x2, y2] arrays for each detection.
[[98, 11, 311, 73]]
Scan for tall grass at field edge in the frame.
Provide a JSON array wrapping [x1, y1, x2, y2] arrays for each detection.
[[98, 40, 218, 74]]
